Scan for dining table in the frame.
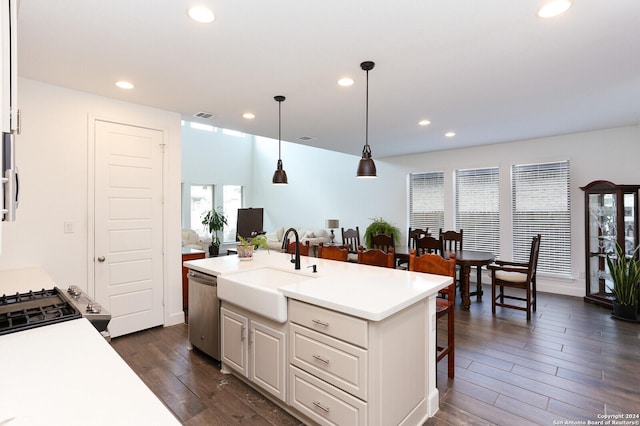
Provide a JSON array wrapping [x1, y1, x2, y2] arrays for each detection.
[[395, 247, 495, 310]]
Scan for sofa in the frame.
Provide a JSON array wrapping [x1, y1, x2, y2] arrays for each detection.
[[181, 228, 211, 251], [264, 226, 331, 251]]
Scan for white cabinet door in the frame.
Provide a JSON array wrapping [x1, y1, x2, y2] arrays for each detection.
[[250, 318, 286, 401], [0, 0, 17, 134], [221, 306, 249, 377]]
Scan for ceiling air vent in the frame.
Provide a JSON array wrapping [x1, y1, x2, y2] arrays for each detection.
[[298, 136, 316, 141], [193, 111, 215, 120]]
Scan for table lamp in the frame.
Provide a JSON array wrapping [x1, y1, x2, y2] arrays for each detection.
[[326, 219, 339, 244]]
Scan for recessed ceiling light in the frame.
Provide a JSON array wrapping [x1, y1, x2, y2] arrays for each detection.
[[115, 81, 134, 90], [243, 113, 255, 119], [445, 131, 456, 138], [338, 78, 354, 87], [418, 120, 431, 126], [538, 0, 572, 18], [187, 6, 215, 23]]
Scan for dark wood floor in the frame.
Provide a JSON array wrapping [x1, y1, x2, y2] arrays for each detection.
[[111, 292, 640, 426]]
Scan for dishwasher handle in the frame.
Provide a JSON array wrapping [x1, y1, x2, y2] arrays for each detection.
[[187, 270, 218, 286]]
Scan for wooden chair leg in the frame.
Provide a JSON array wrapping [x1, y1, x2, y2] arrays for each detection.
[[491, 278, 496, 314], [447, 309, 454, 378]]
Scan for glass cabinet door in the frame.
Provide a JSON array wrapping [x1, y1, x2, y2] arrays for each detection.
[[623, 193, 636, 255], [582, 181, 640, 308], [586, 193, 615, 299]]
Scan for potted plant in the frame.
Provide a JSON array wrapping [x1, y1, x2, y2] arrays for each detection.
[[364, 217, 401, 248], [237, 234, 269, 260], [606, 242, 640, 320], [201, 207, 228, 257]]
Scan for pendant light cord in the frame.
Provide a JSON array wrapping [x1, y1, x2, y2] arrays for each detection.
[[365, 67, 369, 149], [278, 99, 282, 160]]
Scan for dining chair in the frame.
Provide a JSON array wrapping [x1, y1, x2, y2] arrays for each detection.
[[409, 249, 456, 378], [369, 233, 395, 253], [397, 227, 429, 269], [317, 243, 349, 262], [284, 240, 311, 256], [341, 227, 361, 262], [488, 234, 541, 321], [415, 235, 443, 256], [439, 229, 463, 251], [357, 245, 395, 268], [408, 227, 429, 249], [439, 229, 464, 294]]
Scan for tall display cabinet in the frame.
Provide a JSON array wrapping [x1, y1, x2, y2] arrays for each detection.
[[581, 180, 640, 308]]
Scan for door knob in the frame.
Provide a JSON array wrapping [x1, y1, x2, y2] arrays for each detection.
[[97, 256, 106, 262]]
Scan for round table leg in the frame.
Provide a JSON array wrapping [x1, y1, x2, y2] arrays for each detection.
[[461, 265, 471, 310]]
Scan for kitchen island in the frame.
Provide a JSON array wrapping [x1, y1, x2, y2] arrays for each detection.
[[184, 250, 452, 426]]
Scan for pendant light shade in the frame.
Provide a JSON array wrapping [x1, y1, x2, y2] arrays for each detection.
[[356, 61, 377, 178], [272, 95, 288, 185]]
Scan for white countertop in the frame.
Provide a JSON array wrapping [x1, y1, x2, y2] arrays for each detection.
[[185, 250, 452, 321], [0, 319, 180, 426]]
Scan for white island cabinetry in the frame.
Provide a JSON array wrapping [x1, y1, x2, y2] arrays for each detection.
[[184, 251, 451, 425], [221, 302, 288, 402]]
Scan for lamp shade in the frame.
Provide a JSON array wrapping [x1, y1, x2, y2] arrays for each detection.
[[357, 158, 377, 177], [326, 219, 339, 229], [272, 159, 288, 184]]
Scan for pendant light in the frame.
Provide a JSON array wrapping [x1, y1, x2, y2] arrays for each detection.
[[356, 61, 377, 178], [272, 95, 288, 184]]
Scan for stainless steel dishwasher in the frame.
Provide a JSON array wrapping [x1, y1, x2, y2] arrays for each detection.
[[187, 270, 220, 360]]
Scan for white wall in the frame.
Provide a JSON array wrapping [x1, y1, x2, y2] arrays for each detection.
[[251, 135, 404, 235], [0, 78, 184, 327], [181, 124, 256, 252]]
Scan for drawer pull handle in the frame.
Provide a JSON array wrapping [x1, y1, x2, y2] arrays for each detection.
[[241, 325, 246, 341], [312, 401, 330, 413], [312, 319, 329, 327], [312, 354, 330, 364]]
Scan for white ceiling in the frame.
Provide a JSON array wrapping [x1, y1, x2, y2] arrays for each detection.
[[16, 0, 640, 158]]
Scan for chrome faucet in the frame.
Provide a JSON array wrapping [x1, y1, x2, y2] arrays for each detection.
[[281, 227, 301, 270]]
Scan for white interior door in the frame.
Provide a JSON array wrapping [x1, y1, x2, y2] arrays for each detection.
[[94, 120, 164, 338]]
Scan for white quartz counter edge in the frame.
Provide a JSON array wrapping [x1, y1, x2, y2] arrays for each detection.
[[184, 251, 452, 321], [0, 319, 180, 426]]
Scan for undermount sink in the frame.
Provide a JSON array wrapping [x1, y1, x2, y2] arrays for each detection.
[[217, 267, 315, 323]]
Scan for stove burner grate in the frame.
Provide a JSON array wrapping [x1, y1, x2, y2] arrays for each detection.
[[0, 289, 82, 336]]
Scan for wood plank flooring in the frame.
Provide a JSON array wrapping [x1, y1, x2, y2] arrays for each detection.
[[110, 293, 640, 425]]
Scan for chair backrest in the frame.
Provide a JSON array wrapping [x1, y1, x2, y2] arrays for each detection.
[[440, 229, 463, 252], [357, 246, 395, 268], [409, 250, 457, 300], [415, 235, 443, 256], [341, 227, 361, 254], [317, 243, 349, 261], [408, 227, 428, 249], [285, 240, 310, 256], [528, 234, 542, 278], [369, 233, 395, 253]]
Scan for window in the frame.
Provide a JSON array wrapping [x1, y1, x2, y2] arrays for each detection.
[[190, 184, 214, 234], [455, 167, 500, 256], [409, 172, 444, 234], [222, 185, 243, 242], [512, 161, 571, 276]]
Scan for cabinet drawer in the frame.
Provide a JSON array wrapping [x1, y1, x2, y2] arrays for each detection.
[[290, 365, 367, 426], [291, 323, 367, 400], [289, 300, 368, 348]]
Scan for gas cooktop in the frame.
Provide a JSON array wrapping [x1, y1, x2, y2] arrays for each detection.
[[0, 287, 82, 336]]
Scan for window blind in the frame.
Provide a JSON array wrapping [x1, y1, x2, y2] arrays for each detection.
[[409, 172, 444, 235], [512, 161, 571, 276], [455, 167, 500, 257]]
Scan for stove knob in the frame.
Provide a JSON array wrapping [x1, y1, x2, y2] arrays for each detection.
[[67, 285, 81, 297], [87, 302, 102, 314]]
